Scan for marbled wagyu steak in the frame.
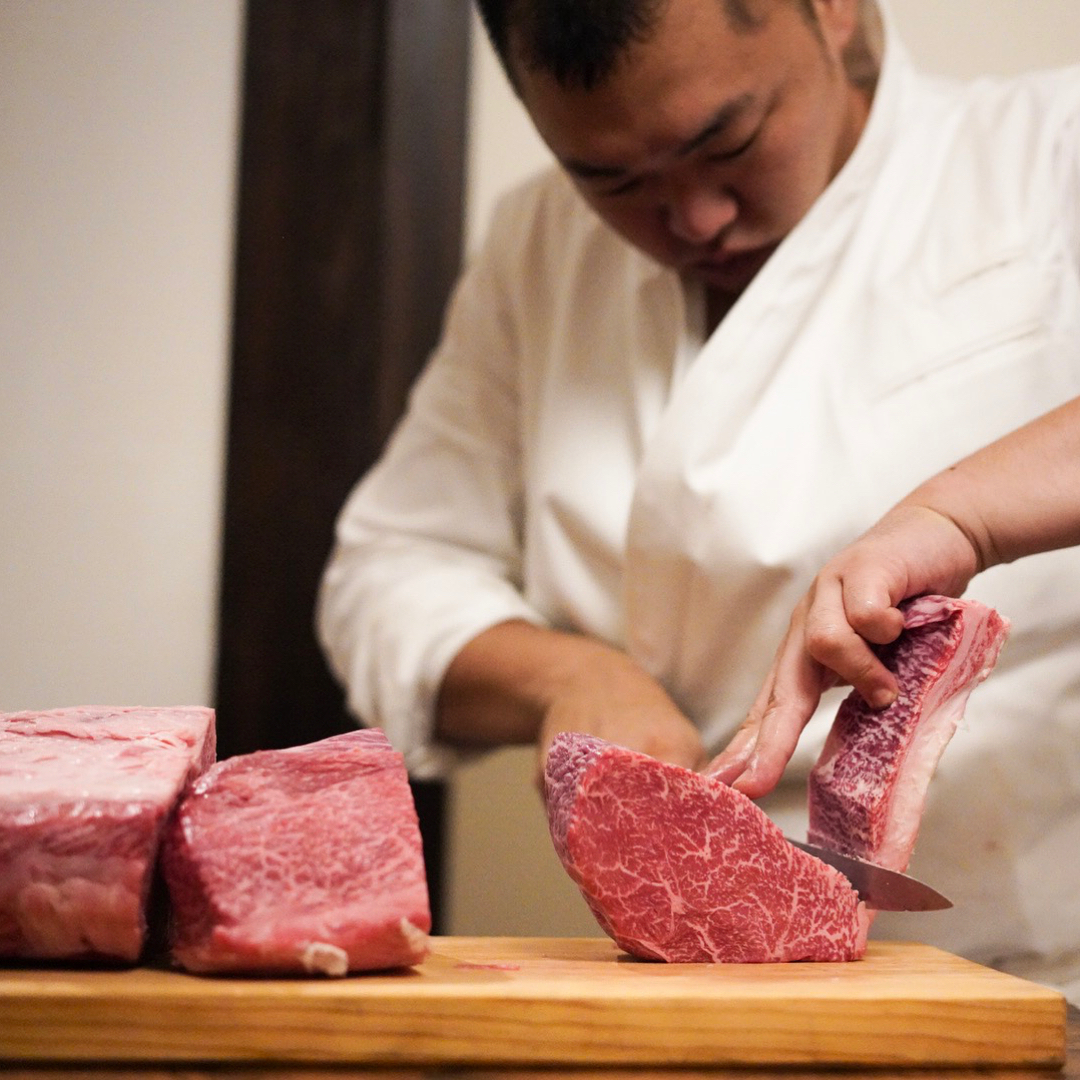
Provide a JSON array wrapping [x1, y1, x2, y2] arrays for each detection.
[[544, 595, 1008, 963], [0, 706, 216, 962], [161, 728, 431, 975]]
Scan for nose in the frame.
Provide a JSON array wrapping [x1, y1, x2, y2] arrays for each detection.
[[664, 183, 738, 245]]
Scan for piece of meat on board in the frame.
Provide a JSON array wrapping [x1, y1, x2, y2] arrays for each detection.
[[0, 706, 216, 962], [161, 728, 430, 975], [543, 597, 1008, 964], [544, 732, 869, 963], [809, 594, 1009, 872]]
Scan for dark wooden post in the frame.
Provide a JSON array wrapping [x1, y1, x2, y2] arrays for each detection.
[[215, 0, 472, 932]]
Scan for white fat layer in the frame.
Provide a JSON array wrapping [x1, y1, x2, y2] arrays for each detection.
[[400, 917, 430, 958], [300, 941, 349, 977]]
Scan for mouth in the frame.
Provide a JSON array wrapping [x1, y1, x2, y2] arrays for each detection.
[[687, 244, 777, 287]]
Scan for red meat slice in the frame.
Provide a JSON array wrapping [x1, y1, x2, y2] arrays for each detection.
[[161, 728, 430, 975], [808, 594, 1009, 871], [544, 733, 870, 963], [544, 596, 1007, 964], [0, 706, 216, 962]]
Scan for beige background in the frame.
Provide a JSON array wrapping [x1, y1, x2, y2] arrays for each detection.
[[0, 2, 1078, 936]]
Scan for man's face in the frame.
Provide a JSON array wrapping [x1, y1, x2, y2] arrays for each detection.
[[513, 0, 870, 298]]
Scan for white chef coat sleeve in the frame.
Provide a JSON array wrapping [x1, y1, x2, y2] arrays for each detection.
[[316, 188, 546, 779]]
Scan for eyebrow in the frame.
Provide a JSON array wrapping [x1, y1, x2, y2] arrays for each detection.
[[561, 93, 757, 181]]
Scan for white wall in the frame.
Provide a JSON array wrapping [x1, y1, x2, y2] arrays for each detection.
[[0, 1, 243, 710], [891, 0, 1080, 79], [447, 1, 1080, 936]]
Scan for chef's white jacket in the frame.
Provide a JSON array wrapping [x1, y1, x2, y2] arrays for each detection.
[[318, 14, 1080, 1001]]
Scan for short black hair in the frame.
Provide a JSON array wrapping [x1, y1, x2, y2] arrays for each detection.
[[474, 0, 814, 92], [475, 0, 665, 91]]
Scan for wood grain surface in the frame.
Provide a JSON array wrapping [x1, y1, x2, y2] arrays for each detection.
[[0, 937, 1066, 1069]]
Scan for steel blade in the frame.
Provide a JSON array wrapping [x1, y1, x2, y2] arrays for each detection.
[[788, 838, 953, 912]]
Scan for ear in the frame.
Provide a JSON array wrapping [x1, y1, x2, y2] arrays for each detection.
[[810, 0, 862, 59]]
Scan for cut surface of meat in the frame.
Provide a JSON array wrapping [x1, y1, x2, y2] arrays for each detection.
[[808, 595, 1009, 872], [161, 728, 430, 975], [544, 732, 869, 963], [0, 706, 216, 962], [543, 597, 1007, 964]]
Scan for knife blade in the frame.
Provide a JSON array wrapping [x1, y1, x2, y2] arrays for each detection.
[[787, 839, 953, 912]]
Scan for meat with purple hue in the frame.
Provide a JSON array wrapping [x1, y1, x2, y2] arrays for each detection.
[[544, 733, 869, 963], [0, 706, 216, 962], [161, 728, 430, 975], [809, 595, 1009, 872]]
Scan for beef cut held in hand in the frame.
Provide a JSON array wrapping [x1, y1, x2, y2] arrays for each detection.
[[161, 728, 430, 975], [0, 705, 216, 962], [544, 595, 1008, 963], [808, 594, 1009, 871]]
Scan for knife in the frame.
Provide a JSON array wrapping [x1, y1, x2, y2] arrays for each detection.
[[787, 839, 953, 912]]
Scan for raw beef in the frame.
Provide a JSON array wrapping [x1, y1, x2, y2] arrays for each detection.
[[544, 596, 1007, 964], [0, 706, 216, 962], [161, 728, 431, 975], [544, 732, 870, 963], [809, 594, 1009, 871]]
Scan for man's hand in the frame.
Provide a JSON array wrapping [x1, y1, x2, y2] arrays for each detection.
[[706, 504, 979, 799], [533, 649, 708, 780], [436, 620, 708, 785]]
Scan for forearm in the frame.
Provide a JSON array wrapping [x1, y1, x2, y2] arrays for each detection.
[[896, 395, 1080, 573], [435, 620, 602, 746], [435, 619, 708, 770]]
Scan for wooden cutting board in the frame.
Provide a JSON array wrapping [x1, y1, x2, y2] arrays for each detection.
[[0, 937, 1065, 1069]]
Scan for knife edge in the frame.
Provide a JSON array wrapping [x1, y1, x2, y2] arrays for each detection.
[[787, 838, 953, 912]]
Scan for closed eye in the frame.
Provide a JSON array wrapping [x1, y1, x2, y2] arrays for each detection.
[[706, 128, 760, 163], [601, 175, 646, 197], [589, 122, 761, 198]]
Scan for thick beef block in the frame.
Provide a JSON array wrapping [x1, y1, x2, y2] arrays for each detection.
[[161, 728, 430, 975], [809, 595, 1009, 872], [0, 706, 216, 962], [544, 733, 869, 963]]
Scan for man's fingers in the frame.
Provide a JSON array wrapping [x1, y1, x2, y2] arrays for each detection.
[[730, 660, 824, 798], [731, 721, 800, 798], [805, 622, 897, 708], [714, 573, 907, 798], [804, 595, 898, 709], [845, 653, 898, 709], [718, 621, 836, 797], [844, 588, 906, 646], [704, 658, 788, 783], [704, 721, 759, 783]]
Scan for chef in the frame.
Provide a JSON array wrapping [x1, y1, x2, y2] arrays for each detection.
[[317, 0, 1080, 1003]]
